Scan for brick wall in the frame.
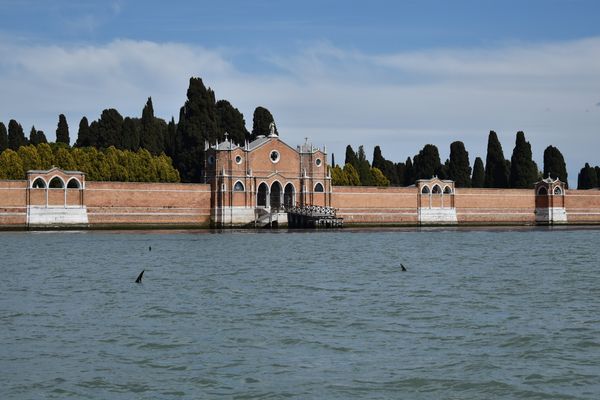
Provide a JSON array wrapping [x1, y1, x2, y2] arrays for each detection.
[[454, 188, 536, 224], [332, 186, 418, 224], [0, 180, 27, 227], [565, 189, 600, 223]]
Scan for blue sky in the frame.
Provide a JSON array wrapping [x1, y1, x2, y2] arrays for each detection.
[[1, 0, 599, 185]]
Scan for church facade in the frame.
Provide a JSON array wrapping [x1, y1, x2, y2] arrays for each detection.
[[204, 124, 331, 227]]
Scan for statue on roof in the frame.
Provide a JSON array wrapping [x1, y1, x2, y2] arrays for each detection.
[[268, 121, 277, 137]]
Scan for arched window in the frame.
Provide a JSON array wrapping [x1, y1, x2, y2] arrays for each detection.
[[32, 178, 46, 189], [432, 185, 441, 194], [67, 178, 81, 189], [314, 183, 324, 192], [443, 186, 452, 194], [553, 186, 562, 195], [49, 177, 64, 189], [257, 182, 269, 207], [537, 187, 548, 195], [421, 186, 430, 194], [233, 181, 244, 191]]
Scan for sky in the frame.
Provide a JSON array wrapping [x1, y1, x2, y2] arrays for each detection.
[[1, 0, 599, 186]]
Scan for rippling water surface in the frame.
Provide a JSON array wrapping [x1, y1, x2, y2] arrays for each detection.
[[1, 227, 600, 399]]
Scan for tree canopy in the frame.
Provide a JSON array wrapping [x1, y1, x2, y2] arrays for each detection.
[[577, 163, 598, 189], [509, 131, 538, 188], [448, 141, 471, 187], [543, 145, 568, 187], [484, 131, 509, 188], [56, 114, 70, 146]]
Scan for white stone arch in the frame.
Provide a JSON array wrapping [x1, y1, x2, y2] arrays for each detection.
[[233, 180, 245, 192], [553, 186, 563, 195], [48, 176, 65, 189], [314, 182, 324, 192], [443, 185, 452, 194], [421, 185, 430, 194], [66, 177, 82, 189], [432, 184, 442, 194], [270, 180, 283, 208], [31, 176, 47, 189], [284, 182, 296, 207], [257, 181, 269, 207]]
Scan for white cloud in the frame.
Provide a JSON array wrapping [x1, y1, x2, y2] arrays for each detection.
[[0, 37, 599, 186]]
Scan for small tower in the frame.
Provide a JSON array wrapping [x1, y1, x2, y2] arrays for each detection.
[[535, 177, 567, 224]]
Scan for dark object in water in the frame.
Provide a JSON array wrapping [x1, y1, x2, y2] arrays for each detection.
[[135, 270, 145, 283], [400, 264, 407, 272], [149, 246, 152, 251]]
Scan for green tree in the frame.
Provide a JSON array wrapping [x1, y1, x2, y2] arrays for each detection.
[[413, 144, 442, 180], [140, 97, 165, 154], [509, 131, 538, 188], [448, 141, 471, 187], [577, 163, 598, 189], [37, 143, 54, 169], [216, 99, 249, 145], [174, 77, 220, 182], [345, 145, 358, 169], [543, 145, 568, 187], [56, 114, 70, 146], [371, 167, 390, 186], [471, 157, 485, 188], [8, 119, 28, 150], [404, 157, 415, 186], [121, 117, 141, 151], [164, 117, 177, 157], [17, 145, 42, 171], [53, 147, 77, 170], [343, 163, 360, 186], [0, 149, 24, 179], [372, 146, 399, 185], [484, 130, 509, 188], [331, 165, 349, 186], [251, 106, 276, 140], [395, 161, 406, 186], [90, 108, 125, 149]]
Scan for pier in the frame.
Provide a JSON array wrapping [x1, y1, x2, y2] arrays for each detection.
[[286, 205, 343, 228]]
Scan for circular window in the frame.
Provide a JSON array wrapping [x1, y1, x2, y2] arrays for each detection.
[[208, 155, 215, 165], [315, 158, 322, 167], [270, 150, 280, 163], [235, 155, 242, 164]]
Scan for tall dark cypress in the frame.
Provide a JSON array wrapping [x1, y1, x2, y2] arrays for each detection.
[[345, 145, 358, 169], [471, 157, 485, 188], [404, 157, 415, 186], [509, 131, 538, 188], [357, 145, 374, 186], [372, 146, 399, 185], [484, 131, 509, 188], [174, 77, 220, 182], [413, 144, 442, 180], [216, 100, 249, 145], [8, 119, 28, 150], [140, 97, 162, 154], [56, 114, 70, 145], [251, 106, 276, 141], [577, 163, 598, 189], [543, 145, 568, 187], [448, 141, 471, 187], [0, 122, 9, 152], [75, 117, 93, 147]]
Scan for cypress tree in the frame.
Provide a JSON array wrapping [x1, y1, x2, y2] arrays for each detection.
[[29, 126, 39, 145], [509, 131, 538, 188], [140, 97, 163, 154], [395, 161, 406, 186], [413, 144, 442, 180], [331, 153, 336, 168], [121, 117, 141, 151], [357, 145, 374, 186], [92, 109, 125, 149], [404, 157, 415, 186], [543, 145, 568, 187], [8, 119, 28, 150], [596, 166, 600, 187], [174, 77, 220, 182], [76, 116, 93, 147], [471, 157, 485, 188], [345, 145, 358, 169], [0, 122, 8, 152], [251, 106, 276, 140], [484, 131, 509, 188], [164, 117, 176, 157], [577, 163, 598, 189], [448, 141, 471, 187], [216, 99, 249, 145], [372, 146, 399, 185], [56, 114, 70, 146]]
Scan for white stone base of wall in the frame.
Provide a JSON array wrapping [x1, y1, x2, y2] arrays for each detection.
[[535, 207, 568, 224], [28, 206, 89, 226], [419, 207, 458, 224], [212, 207, 289, 227]]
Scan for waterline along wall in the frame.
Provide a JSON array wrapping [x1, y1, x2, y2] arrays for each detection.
[[1, 169, 600, 228]]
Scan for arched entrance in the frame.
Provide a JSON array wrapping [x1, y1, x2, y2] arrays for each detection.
[[284, 183, 295, 207], [257, 182, 269, 207], [270, 181, 282, 209]]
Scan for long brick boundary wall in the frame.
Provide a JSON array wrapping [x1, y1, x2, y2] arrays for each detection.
[[0, 180, 27, 227], [332, 186, 418, 224], [454, 188, 536, 224]]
